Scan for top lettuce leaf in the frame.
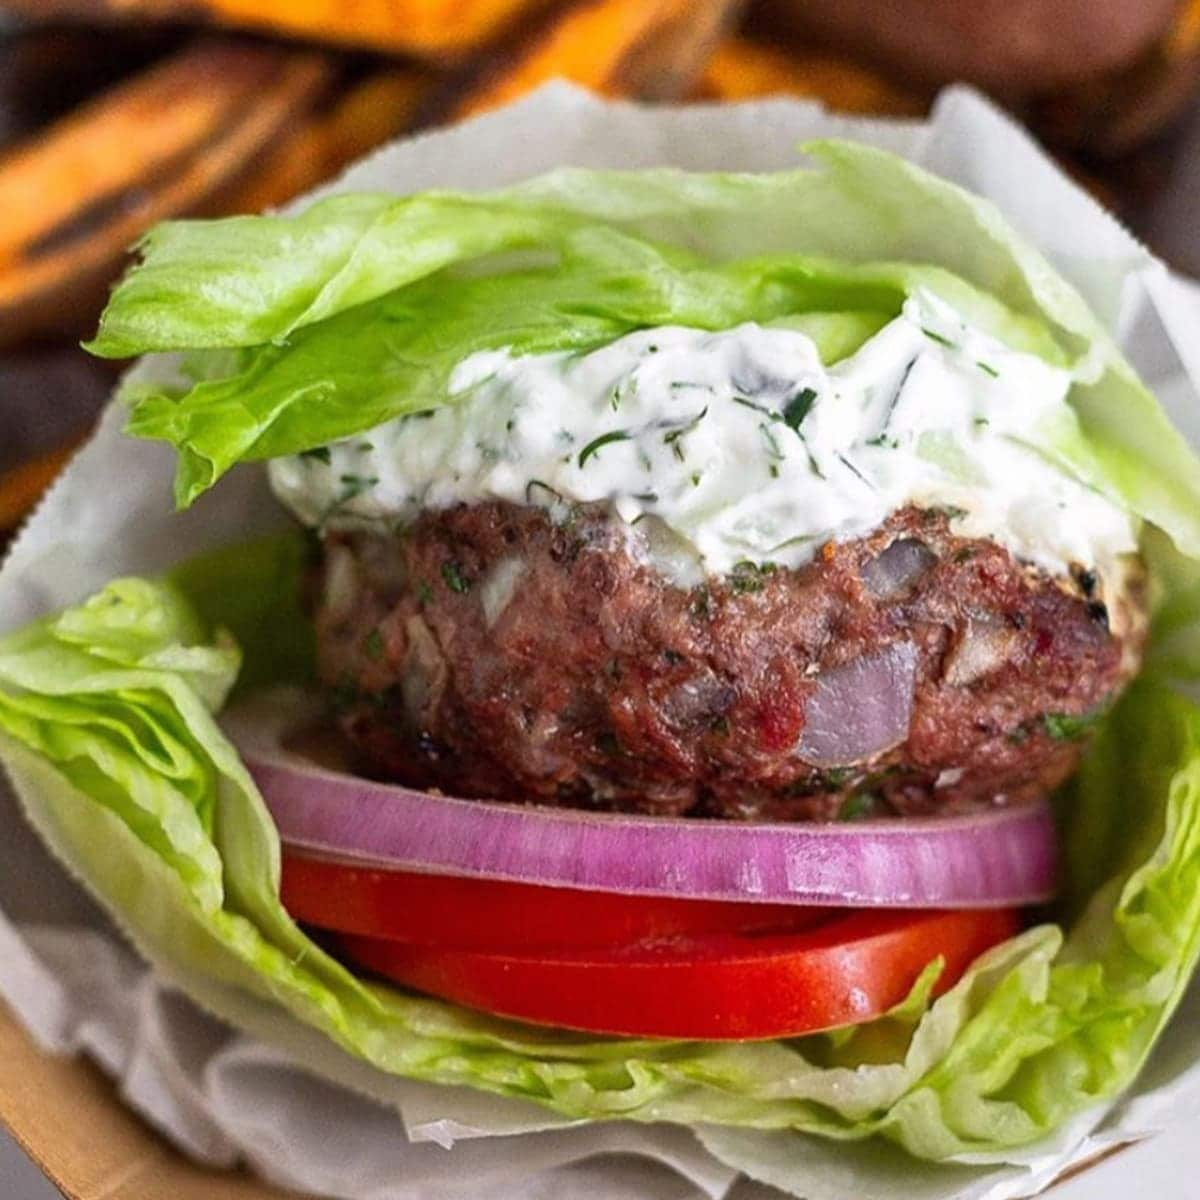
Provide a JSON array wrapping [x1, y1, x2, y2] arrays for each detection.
[[87, 142, 1200, 564]]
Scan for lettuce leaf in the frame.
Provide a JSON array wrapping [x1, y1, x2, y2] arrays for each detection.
[[3, 543, 1200, 1161], [86, 144, 1200, 556], [109, 248, 1058, 509], [82, 155, 1066, 358]]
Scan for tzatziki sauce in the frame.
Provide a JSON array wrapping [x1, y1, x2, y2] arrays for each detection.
[[269, 292, 1138, 589]]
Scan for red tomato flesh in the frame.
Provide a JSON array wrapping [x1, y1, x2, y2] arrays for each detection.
[[280, 852, 1019, 1040], [335, 907, 1019, 1040], [280, 852, 828, 951]]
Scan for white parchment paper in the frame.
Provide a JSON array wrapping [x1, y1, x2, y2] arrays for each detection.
[[2, 83, 1200, 1200]]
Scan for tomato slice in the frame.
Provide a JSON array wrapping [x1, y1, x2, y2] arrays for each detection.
[[280, 851, 829, 951], [334, 907, 1020, 1040]]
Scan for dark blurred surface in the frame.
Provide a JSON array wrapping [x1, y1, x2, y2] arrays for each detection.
[[1146, 97, 1200, 278], [0, 25, 181, 146], [0, 344, 116, 477]]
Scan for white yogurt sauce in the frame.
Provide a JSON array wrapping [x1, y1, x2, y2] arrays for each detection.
[[269, 291, 1138, 588]]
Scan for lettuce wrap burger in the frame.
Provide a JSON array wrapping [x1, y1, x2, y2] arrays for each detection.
[[3, 88, 1200, 1183]]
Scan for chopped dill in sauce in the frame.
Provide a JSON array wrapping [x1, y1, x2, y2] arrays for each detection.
[[578, 429, 631, 467]]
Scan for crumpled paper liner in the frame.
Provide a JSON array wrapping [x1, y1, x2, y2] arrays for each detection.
[[2, 82, 1200, 1200]]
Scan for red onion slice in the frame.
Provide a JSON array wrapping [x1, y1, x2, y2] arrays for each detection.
[[798, 642, 918, 768], [224, 689, 1057, 909]]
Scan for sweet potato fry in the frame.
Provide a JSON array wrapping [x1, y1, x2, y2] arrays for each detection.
[[0, 39, 331, 348], [219, 69, 434, 215], [0, 0, 554, 59], [452, 0, 743, 118], [0, 442, 80, 537], [1167, 0, 1200, 60], [694, 36, 925, 115]]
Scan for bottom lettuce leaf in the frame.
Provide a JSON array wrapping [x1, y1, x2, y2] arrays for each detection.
[[2, 550, 1200, 1161]]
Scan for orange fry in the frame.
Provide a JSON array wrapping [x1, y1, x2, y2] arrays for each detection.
[[221, 70, 434, 215], [695, 37, 925, 115], [1167, 0, 1200, 58], [0, 0, 554, 59], [0, 39, 331, 347], [453, 0, 743, 118], [0, 442, 82, 536]]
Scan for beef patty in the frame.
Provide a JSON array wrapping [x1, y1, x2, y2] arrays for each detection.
[[312, 502, 1145, 820]]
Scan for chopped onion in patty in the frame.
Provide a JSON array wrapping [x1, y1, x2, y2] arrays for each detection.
[[480, 555, 527, 627], [798, 642, 918, 767], [863, 538, 937, 599]]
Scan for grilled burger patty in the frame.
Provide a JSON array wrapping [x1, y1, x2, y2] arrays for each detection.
[[313, 501, 1145, 820]]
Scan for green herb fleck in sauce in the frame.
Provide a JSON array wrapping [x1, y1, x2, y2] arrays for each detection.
[[921, 327, 957, 349], [783, 387, 817, 431], [758, 422, 783, 462], [663, 407, 708, 462], [338, 474, 378, 502], [866, 433, 900, 449], [578, 429, 631, 467]]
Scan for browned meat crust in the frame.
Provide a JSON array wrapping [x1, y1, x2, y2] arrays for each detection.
[[313, 501, 1144, 820]]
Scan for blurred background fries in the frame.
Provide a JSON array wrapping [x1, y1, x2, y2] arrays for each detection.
[[2, 0, 1200, 542]]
